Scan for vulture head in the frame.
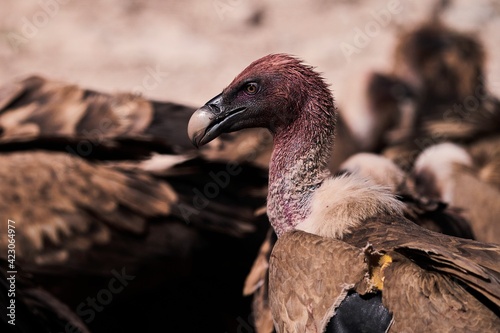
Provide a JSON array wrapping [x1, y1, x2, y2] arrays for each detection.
[[188, 53, 335, 148], [188, 54, 403, 237]]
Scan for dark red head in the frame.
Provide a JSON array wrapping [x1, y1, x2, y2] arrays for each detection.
[[188, 54, 334, 147]]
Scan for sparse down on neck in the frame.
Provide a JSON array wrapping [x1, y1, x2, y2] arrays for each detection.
[[268, 94, 336, 236]]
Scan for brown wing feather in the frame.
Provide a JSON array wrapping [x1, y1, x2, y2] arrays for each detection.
[[0, 151, 176, 262], [397, 192, 476, 240], [382, 252, 500, 332], [0, 76, 194, 157], [269, 230, 370, 333], [343, 215, 500, 309]]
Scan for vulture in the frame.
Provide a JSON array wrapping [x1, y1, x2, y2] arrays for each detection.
[[0, 75, 270, 332], [243, 152, 475, 333], [188, 53, 500, 332], [382, 21, 500, 171], [413, 142, 500, 244]]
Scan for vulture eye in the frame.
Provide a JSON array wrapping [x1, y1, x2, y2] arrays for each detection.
[[244, 83, 258, 95]]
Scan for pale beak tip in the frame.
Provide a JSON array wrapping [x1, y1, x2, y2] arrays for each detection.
[[187, 106, 215, 147]]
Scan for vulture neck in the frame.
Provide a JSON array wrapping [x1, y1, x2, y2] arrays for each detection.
[[268, 98, 335, 237]]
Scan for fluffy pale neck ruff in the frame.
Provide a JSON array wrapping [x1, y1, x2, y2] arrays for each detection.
[[267, 90, 403, 238], [296, 175, 404, 239]]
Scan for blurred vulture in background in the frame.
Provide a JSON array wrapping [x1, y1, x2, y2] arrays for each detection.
[[336, 20, 500, 175], [383, 21, 500, 171], [412, 142, 500, 244], [385, 21, 500, 245], [0, 75, 271, 333], [338, 153, 475, 240]]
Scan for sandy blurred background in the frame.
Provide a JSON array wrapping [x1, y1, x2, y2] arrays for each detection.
[[1, 0, 499, 112]]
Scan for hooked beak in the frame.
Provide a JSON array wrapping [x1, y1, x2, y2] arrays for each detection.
[[187, 93, 246, 147]]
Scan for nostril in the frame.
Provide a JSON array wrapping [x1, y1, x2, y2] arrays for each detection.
[[207, 103, 221, 114], [208, 103, 219, 109], [205, 93, 223, 112]]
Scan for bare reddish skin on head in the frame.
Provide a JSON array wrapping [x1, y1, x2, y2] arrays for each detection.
[[222, 54, 337, 235], [223, 54, 335, 133]]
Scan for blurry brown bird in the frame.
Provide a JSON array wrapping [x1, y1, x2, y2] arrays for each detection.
[[383, 21, 500, 171], [339, 152, 475, 239], [413, 142, 500, 244], [0, 75, 270, 332], [189, 54, 500, 332]]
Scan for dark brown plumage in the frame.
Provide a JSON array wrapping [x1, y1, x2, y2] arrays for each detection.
[[393, 22, 484, 103], [1, 259, 90, 333], [0, 75, 270, 332], [468, 136, 500, 190], [189, 53, 500, 332]]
